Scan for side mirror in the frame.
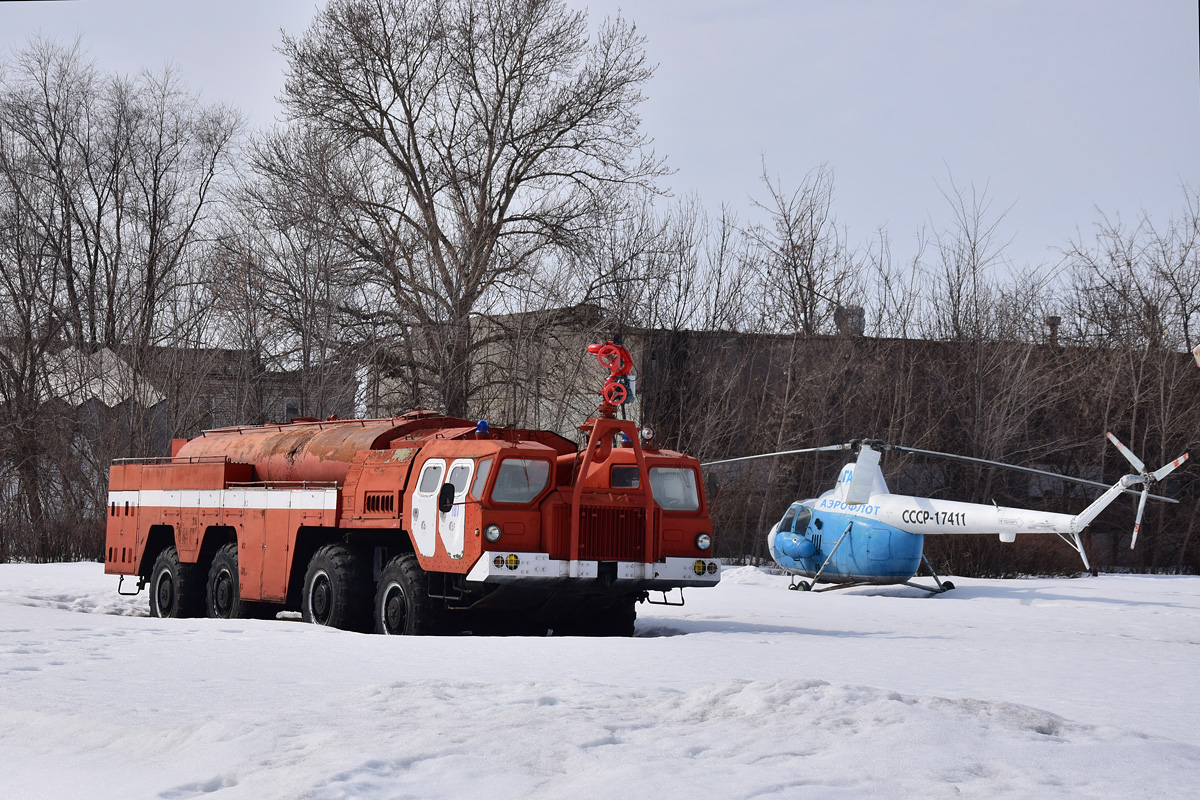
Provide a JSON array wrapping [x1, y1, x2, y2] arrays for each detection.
[[704, 470, 722, 505], [438, 483, 455, 513]]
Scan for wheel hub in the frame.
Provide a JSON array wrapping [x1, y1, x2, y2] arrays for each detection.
[[214, 569, 233, 615], [156, 572, 174, 613], [311, 575, 331, 623], [383, 584, 407, 634]]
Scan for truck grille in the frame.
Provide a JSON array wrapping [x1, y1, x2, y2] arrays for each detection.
[[554, 504, 648, 562]]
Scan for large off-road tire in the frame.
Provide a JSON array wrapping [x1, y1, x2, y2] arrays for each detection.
[[148, 546, 205, 619], [469, 609, 550, 637], [553, 597, 637, 637], [206, 543, 246, 619], [374, 553, 441, 635], [301, 543, 372, 632]]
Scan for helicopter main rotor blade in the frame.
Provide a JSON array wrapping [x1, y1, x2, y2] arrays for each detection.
[[883, 444, 1179, 504], [701, 444, 851, 467], [1106, 432, 1146, 474]]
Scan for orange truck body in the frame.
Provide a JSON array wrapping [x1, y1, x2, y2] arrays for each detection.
[[105, 408, 719, 633]]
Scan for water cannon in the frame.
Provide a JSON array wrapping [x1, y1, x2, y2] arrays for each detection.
[[587, 341, 635, 417]]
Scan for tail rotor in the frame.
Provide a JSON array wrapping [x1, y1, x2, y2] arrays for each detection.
[[1105, 433, 1189, 549]]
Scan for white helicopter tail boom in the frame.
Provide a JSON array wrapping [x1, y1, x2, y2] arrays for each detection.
[[1068, 476, 1140, 535]]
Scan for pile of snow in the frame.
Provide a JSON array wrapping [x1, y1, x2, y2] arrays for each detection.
[[2, 563, 1198, 798]]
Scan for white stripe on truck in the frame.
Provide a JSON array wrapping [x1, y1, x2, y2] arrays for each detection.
[[107, 488, 339, 511]]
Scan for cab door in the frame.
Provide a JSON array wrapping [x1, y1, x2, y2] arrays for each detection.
[[439, 459, 475, 560], [411, 459, 445, 557]]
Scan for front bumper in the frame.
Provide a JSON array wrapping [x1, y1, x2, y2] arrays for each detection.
[[465, 552, 721, 589]]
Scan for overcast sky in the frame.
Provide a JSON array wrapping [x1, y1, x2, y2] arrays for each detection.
[[2, 0, 1197, 271]]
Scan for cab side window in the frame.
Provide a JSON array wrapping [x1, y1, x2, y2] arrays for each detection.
[[447, 464, 472, 495], [418, 463, 444, 494], [470, 458, 492, 499]]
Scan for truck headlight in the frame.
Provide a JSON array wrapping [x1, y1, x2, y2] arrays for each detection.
[[484, 524, 502, 542], [696, 533, 712, 551]]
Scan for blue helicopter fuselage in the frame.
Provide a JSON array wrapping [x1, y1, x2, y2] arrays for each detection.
[[768, 502, 924, 584]]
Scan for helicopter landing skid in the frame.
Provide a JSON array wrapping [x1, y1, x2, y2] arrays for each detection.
[[788, 578, 896, 593], [787, 552, 956, 594], [903, 554, 955, 594]]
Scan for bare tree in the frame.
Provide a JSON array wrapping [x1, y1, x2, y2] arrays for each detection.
[[1062, 193, 1200, 568], [0, 38, 239, 561], [748, 164, 860, 337], [277, 0, 663, 418], [215, 123, 365, 422]]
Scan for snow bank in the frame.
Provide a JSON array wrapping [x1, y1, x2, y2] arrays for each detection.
[[2, 563, 1198, 798]]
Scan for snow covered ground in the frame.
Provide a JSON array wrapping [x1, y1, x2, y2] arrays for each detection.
[[2, 563, 1198, 799]]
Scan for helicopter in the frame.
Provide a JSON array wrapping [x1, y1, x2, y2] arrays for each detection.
[[703, 434, 1188, 593]]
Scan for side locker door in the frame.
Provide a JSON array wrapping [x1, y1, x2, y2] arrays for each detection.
[[439, 459, 475, 560], [411, 459, 445, 557], [237, 488, 268, 602], [259, 489, 294, 601], [261, 490, 298, 603]]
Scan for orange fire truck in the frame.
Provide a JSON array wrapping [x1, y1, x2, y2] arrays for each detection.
[[104, 344, 719, 635]]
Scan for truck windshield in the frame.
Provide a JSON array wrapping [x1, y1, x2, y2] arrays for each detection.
[[649, 467, 700, 511], [491, 459, 550, 504]]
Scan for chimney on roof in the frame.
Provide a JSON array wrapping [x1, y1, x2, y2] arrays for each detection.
[[1144, 302, 1163, 348], [1046, 315, 1061, 348]]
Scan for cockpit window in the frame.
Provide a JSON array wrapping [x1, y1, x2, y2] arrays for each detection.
[[779, 507, 798, 532], [777, 506, 796, 532], [649, 467, 700, 511], [491, 458, 550, 504], [779, 505, 812, 533]]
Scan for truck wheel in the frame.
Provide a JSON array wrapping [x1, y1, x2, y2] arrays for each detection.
[[206, 543, 245, 619], [593, 598, 637, 637], [302, 543, 372, 632], [149, 546, 205, 619], [375, 553, 440, 635], [553, 597, 636, 637]]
